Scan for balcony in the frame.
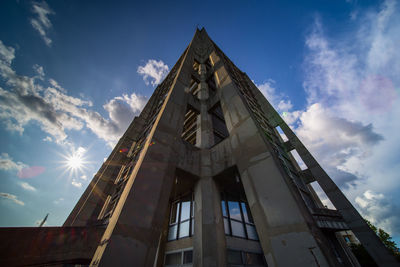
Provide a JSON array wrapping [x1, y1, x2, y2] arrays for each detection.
[[312, 208, 349, 230]]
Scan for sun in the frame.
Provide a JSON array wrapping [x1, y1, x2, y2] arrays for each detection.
[[59, 146, 90, 178], [67, 154, 83, 169]]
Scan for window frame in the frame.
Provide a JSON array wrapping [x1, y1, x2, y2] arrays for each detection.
[[168, 192, 195, 241], [221, 193, 259, 241], [164, 247, 194, 267], [227, 248, 267, 267]]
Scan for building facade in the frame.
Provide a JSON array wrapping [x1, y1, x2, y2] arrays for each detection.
[[1, 28, 398, 267]]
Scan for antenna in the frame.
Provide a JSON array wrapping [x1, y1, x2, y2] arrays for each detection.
[[38, 213, 49, 227]]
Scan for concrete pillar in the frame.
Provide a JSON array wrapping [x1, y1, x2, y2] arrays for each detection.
[[193, 175, 226, 267], [197, 63, 214, 149]]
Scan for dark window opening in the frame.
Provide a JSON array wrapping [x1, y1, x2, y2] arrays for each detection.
[[167, 193, 195, 241], [181, 106, 199, 145], [209, 103, 229, 145], [205, 58, 212, 72], [207, 74, 217, 93], [227, 249, 267, 266]]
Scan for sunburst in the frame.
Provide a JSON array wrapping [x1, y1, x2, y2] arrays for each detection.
[[60, 147, 89, 178]]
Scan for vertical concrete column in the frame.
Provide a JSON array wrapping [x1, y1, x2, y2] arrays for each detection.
[[193, 171, 226, 267], [279, 122, 399, 266], [197, 63, 213, 149], [194, 61, 226, 266], [197, 64, 209, 101]]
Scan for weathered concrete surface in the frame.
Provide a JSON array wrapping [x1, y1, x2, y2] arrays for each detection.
[[0, 226, 103, 266]]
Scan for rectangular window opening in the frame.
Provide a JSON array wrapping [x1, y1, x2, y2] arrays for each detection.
[[221, 196, 259, 241], [165, 249, 193, 266], [205, 58, 212, 72], [181, 105, 199, 146], [275, 125, 289, 142], [97, 195, 111, 220], [167, 192, 195, 241], [209, 103, 229, 146], [193, 59, 200, 73], [310, 181, 336, 210], [189, 76, 200, 96], [289, 149, 307, 171]]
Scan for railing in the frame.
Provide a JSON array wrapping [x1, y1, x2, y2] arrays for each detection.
[[311, 208, 349, 230]]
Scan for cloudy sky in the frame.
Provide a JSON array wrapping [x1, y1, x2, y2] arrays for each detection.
[[0, 0, 399, 245]]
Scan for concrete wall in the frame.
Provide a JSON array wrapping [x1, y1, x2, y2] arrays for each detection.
[[0, 226, 102, 266]]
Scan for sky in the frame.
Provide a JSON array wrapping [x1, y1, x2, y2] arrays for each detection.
[[0, 0, 399, 246]]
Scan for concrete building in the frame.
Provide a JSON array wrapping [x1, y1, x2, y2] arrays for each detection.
[[0, 28, 398, 267]]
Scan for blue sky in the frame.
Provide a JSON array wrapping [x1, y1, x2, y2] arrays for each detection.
[[1, 0, 399, 245]]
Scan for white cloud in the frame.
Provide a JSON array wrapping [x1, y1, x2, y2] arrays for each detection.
[[80, 175, 87, 180], [71, 179, 82, 188], [30, 1, 55, 46], [33, 64, 45, 79], [289, 0, 400, 236], [137, 59, 169, 86], [53, 197, 64, 205], [257, 79, 293, 112], [0, 153, 27, 171], [0, 40, 148, 146], [19, 182, 37, 192], [43, 136, 52, 142], [0, 192, 24, 206], [355, 190, 400, 236]]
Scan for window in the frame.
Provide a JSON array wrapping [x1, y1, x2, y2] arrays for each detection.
[[165, 249, 193, 267], [181, 106, 199, 145], [209, 103, 229, 145], [193, 59, 200, 73], [227, 249, 267, 267], [168, 193, 195, 241], [189, 76, 200, 96], [221, 194, 259, 241], [207, 74, 217, 93]]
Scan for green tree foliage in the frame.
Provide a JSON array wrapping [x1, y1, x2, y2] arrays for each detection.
[[352, 219, 400, 264], [365, 219, 399, 256]]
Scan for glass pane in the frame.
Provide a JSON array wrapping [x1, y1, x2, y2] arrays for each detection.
[[246, 224, 259, 240], [221, 200, 227, 216], [227, 249, 243, 264], [179, 221, 190, 238], [241, 202, 254, 223], [167, 225, 177, 241], [231, 220, 246, 238], [165, 252, 181, 265], [224, 218, 230, 235], [170, 202, 180, 224], [183, 250, 193, 264], [244, 252, 264, 265], [181, 201, 191, 221], [228, 201, 242, 220]]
